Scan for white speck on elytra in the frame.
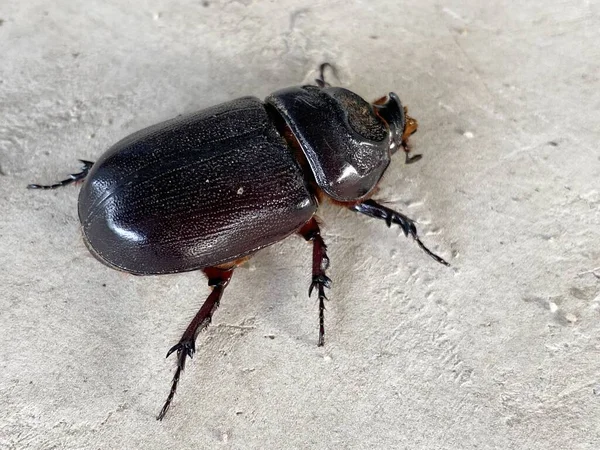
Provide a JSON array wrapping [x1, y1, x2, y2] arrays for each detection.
[[237, 187, 244, 195]]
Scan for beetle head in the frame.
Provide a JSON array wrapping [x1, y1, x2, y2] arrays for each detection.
[[373, 92, 417, 155]]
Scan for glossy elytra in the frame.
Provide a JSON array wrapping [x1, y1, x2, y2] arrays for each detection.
[[28, 64, 449, 419]]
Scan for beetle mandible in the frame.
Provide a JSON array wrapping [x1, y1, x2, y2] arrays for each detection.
[[29, 64, 449, 419]]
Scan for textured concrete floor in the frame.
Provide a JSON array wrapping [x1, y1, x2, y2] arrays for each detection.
[[2, 1, 600, 449]]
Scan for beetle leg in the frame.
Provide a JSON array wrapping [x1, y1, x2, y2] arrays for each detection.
[[157, 267, 234, 420], [401, 109, 418, 141], [401, 111, 422, 164], [27, 159, 94, 189], [299, 218, 331, 346], [401, 137, 422, 164], [350, 199, 450, 266], [314, 62, 337, 88], [404, 151, 423, 164]]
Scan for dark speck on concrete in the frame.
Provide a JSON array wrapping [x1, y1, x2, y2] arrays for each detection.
[[547, 141, 559, 146], [202, 1, 210, 6]]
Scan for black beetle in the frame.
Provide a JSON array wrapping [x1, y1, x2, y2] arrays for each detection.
[[29, 64, 449, 419]]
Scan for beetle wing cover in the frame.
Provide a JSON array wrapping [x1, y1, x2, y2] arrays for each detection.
[[78, 97, 316, 275]]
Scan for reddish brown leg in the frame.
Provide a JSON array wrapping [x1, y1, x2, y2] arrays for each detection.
[[299, 218, 331, 346], [157, 267, 234, 420]]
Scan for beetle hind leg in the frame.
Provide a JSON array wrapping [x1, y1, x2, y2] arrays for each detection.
[[351, 199, 450, 266], [299, 218, 331, 346], [27, 159, 94, 190], [157, 267, 234, 420]]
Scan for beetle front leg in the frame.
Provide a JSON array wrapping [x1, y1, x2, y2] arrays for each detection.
[[27, 159, 94, 189], [401, 110, 422, 164], [157, 267, 234, 420], [299, 218, 331, 347], [315, 62, 337, 88], [350, 199, 450, 266]]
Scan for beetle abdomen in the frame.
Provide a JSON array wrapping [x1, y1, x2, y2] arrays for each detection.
[[78, 97, 317, 275]]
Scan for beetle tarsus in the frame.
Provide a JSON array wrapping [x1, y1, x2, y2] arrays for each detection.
[[27, 159, 94, 190], [351, 199, 450, 267], [309, 274, 332, 297], [299, 218, 330, 347], [404, 152, 422, 164], [165, 340, 195, 359], [401, 133, 422, 165], [157, 343, 190, 421], [315, 62, 336, 88], [157, 267, 234, 420]]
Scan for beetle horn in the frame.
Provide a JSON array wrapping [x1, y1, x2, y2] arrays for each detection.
[[373, 92, 406, 154]]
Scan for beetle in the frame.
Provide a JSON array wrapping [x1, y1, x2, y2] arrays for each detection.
[[28, 64, 449, 419]]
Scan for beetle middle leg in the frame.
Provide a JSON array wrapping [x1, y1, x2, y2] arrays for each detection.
[[299, 217, 331, 346], [350, 199, 449, 266], [27, 159, 94, 189], [157, 266, 234, 420]]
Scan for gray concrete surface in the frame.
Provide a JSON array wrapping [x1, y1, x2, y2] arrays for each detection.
[[1, 1, 599, 449]]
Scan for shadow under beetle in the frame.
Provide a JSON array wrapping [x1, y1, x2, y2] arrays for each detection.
[[29, 64, 449, 420]]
